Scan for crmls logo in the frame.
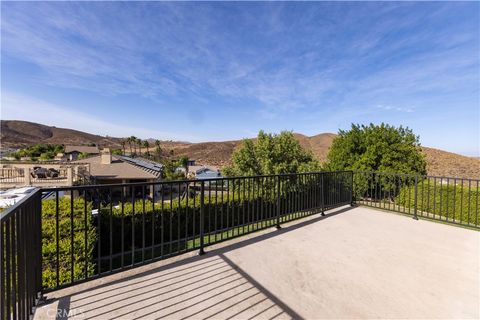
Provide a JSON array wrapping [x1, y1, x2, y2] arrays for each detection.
[[47, 308, 84, 318]]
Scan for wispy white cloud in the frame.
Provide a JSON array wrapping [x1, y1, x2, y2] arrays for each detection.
[[376, 105, 414, 113], [3, 2, 476, 115], [1, 2, 479, 155], [0, 92, 202, 142]]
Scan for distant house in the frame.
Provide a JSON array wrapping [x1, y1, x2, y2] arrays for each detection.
[[187, 165, 221, 180], [64, 145, 100, 161], [72, 149, 163, 197]]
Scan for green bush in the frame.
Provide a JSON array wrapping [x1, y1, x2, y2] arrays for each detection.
[[41, 198, 96, 288], [396, 181, 479, 225]]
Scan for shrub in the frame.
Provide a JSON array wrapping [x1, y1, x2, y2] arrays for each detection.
[[41, 198, 96, 288], [396, 180, 479, 225]]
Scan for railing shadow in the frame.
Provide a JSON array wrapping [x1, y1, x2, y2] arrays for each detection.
[[36, 205, 353, 319]]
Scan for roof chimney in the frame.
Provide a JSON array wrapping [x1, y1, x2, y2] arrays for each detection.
[[101, 148, 112, 165]]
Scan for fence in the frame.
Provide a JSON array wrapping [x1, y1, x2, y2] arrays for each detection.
[[0, 191, 42, 320], [1, 170, 352, 319], [353, 171, 480, 229]]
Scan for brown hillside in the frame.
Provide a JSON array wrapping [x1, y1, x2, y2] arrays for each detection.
[[422, 147, 480, 179], [1, 120, 478, 178], [0, 120, 121, 148]]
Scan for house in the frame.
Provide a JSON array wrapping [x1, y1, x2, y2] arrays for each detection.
[[64, 145, 100, 161], [72, 149, 163, 197], [186, 165, 221, 180]]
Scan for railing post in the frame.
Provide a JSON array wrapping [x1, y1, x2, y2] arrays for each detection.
[[413, 175, 419, 220], [350, 171, 354, 207], [276, 175, 281, 229], [35, 191, 43, 300], [199, 181, 206, 255], [321, 173, 325, 216]]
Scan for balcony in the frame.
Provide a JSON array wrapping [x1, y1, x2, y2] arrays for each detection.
[[1, 171, 479, 319]]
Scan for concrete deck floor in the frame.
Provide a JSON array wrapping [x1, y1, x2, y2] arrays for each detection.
[[34, 206, 479, 320]]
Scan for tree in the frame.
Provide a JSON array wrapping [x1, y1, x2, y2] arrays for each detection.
[[161, 158, 185, 181], [224, 131, 320, 176], [136, 138, 142, 156], [127, 136, 134, 155], [178, 156, 189, 176], [129, 136, 137, 156], [143, 140, 150, 158], [154, 140, 162, 160], [120, 140, 126, 155], [325, 123, 427, 175]]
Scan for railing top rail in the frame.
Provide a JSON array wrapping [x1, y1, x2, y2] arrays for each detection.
[[39, 170, 353, 192], [0, 188, 41, 221], [353, 170, 480, 182]]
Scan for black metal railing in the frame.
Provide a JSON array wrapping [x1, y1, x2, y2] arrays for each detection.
[[3, 169, 478, 319], [353, 171, 480, 229], [1, 170, 353, 319], [38, 171, 353, 293], [0, 190, 42, 320]]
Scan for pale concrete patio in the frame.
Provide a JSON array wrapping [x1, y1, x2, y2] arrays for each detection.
[[34, 206, 479, 320]]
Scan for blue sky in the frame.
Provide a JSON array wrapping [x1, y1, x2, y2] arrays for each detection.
[[1, 2, 479, 155]]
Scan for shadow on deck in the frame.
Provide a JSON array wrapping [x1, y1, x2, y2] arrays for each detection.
[[34, 206, 479, 320]]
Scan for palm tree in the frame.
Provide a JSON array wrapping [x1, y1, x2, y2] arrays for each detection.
[[130, 136, 137, 156], [154, 139, 162, 160], [121, 140, 126, 155], [136, 138, 142, 156], [127, 137, 134, 155], [143, 140, 150, 158]]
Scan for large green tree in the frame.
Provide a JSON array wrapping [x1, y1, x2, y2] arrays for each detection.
[[224, 131, 320, 176], [325, 123, 427, 175]]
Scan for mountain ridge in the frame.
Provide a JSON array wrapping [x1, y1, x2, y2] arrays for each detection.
[[1, 120, 478, 178]]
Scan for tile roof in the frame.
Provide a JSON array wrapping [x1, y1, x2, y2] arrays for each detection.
[[72, 155, 161, 180], [65, 145, 100, 154]]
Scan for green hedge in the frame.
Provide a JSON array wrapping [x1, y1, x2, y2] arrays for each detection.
[[396, 181, 479, 225], [42, 198, 96, 288]]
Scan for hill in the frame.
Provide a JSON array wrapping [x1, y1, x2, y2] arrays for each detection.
[[1, 120, 478, 178], [0, 120, 121, 147], [422, 147, 480, 179]]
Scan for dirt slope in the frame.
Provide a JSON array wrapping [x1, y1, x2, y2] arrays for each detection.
[[0, 120, 121, 147]]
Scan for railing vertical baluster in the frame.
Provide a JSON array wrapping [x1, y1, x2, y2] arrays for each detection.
[[98, 188, 103, 272], [84, 190, 88, 279], [131, 185, 135, 266], [185, 182, 189, 251], [176, 182, 180, 253], [121, 187, 125, 268], [321, 173, 325, 216], [142, 185, 146, 263], [169, 183, 173, 256], [192, 182, 195, 247], [467, 180, 471, 226], [55, 191, 59, 286], [427, 177, 430, 215], [152, 187, 156, 259], [5, 219, 11, 320], [413, 175, 418, 220], [11, 214, 17, 320], [459, 180, 463, 225], [350, 171, 354, 206], [226, 180, 230, 235], [276, 175, 281, 229], [110, 188, 114, 271], [70, 190, 74, 282], [215, 180, 218, 240], [199, 181, 205, 255], [433, 177, 437, 219], [0, 221, 4, 320], [161, 185, 165, 257], [475, 180, 479, 227]]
